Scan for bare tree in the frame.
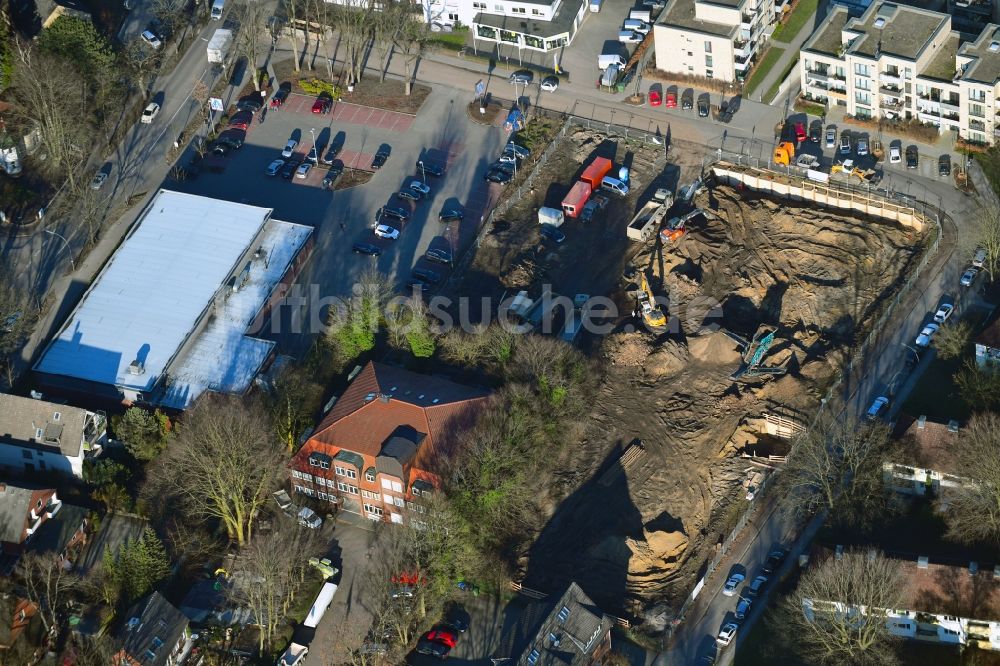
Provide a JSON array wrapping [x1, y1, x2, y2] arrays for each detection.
[[778, 415, 895, 529], [394, 15, 428, 95], [955, 361, 1000, 412], [146, 395, 283, 545], [238, 0, 270, 90], [284, 0, 304, 72], [0, 267, 37, 389], [942, 413, 1000, 545], [371, 1, 406, 83], [121, 39, 160, 97], [17, 551, 80, 634], [191, 80, 211, 123], [334, 0, 373, 86], [777, 549, 903, 666], [148, 0, 185, 39], [268, 363, 324, 452], [973, 204, 1000, 282], [934, 320, 972, 360]]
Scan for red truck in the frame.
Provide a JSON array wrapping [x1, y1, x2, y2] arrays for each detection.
[[562, 181, 592, 218], [580, 157, 613, 188]]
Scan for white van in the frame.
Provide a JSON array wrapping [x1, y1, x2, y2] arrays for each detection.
[[597, 53, 627, 70], [618, 30, 643, 43], [973, 247, 987, 268], [211, 0, 225, 19], [622, 19, 651, 33], [629, 9, 652, 21], [601, 176, 630, 196]]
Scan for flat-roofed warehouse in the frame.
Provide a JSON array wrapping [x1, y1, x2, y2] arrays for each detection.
[[34, 190, 313, 409]]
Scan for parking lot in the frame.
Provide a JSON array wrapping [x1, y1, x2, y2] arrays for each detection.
[[171, 81, 507, 354]]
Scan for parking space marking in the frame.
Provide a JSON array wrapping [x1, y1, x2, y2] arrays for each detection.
[[338, 150, 375, 171]]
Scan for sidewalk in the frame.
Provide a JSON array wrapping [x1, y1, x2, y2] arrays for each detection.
[[750, 0, 827, 104]]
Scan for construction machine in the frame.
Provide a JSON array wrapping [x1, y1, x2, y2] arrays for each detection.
[[773, 142, 795, 166], [724, 325, 787, 380], [636, 273, 667, 329]]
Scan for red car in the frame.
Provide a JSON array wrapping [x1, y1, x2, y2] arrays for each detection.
[[665, 92, 677, 108], [648, 89, 662, 106], [270, 88, 289, 109], [228, 111, 252, 130], [311, 97, 332, 114], [423, 627, 458, 648], [794, 122, 807, 143]]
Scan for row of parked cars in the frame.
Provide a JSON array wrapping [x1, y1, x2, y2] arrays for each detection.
[[715, 548, 786, 653], [483, 141, 532, 185]]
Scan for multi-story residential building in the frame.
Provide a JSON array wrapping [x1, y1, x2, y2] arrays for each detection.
[[884, 415, 964, 496], [653, 0, 775, 83], [0, 394, 106, 479], [290, 362, 487, 523], [948, 0, 995, 39], [799, 2, 1000, 145]]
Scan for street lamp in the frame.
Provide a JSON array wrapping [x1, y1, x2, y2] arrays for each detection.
[[44, 229, 74, 271], [309, 127, 316, 157]]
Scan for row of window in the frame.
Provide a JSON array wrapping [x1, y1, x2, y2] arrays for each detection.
[[464, 0, 543, 13], [295, 467, 429, 498]]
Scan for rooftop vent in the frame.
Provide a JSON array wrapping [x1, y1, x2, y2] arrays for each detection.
[[431, 398, 440, 404], [970, 561, 979, 576], [873, 17, 885, 28], [53, 412, 61, 421], [994, 565, 1000, 579], [990, 41, 1000, 52], [948, 420, 960, 434], [128, 360, 145, 376], [364, 392, 377, 402], [917, 555, 929, 569], [379, 394, 390, 403], [917, 415, 927, 429]]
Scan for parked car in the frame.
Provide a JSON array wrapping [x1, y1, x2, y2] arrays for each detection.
[[906, 146, 919, 169], [140, 103, 160, 124], [718, 101, 733, 123], [281, 139, 298, 158], [439, 208, 464, 223], [211, 143, 231, 156], [974, 247, 988, 268], [722, 573, 745, 596], [697, 98, 709, 117], [539, 224, 566, 243], [933, 303, 954, 324], [839, 133, 852, 155], [323, 132, 346, 164], [352, 242, 381, 257], [280, 159, 301, 180], [484, 168, 513, 184], [762, 549, 786, 575], [866, 396, 889, 420], [412, 267, 441, 283], [939, 154, 951, 177], [508, 70, 533, 85], [506, 142, 530, 159], [228, 112, 252, 130], [295, 163, 312, 179], [410, 180, 431, 196], [266, 159, 284, 176], [406, 278, 432, 294], [270, 87, 289, 108], [793, 122, 807, 143], [416, 160, 444, 177], [416, 626, 458, 658], [961, 267, 978, 287], [746, 575, 768, 598], [140, 29, 162, 49], [374, 224, 400, 240], [856, 135, 869, 156], [915, 322, 939, 347], [397, 189, 421, 202], [322, 164, 343, 189], [665, 91, 677, 108], [648, 89, 662, 106], [889, 144, 901, 164], [372, 149, 390, 169], [540, 76, 559, 92], [825, 127, 836, 149], [215, 131, 245, 149], [378, 206, 410, 222], [734, 597, 751, 621], [716, 623, 738, 647], [311, 96, 332, 114], [425, 248, 453, 264], [90, 171, 109, 190], [236, 97, 263, 113], [808, 121, 822, 143], [443, 606, 470, 633]]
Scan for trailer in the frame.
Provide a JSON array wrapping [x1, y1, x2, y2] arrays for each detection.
[[626, 188, 673, 242], [580, 157, 613, 188], [277, 582, 339, 665], [207, 28, 233, 64], [561, 181, 592, 218], [538, 207, 565, 227]]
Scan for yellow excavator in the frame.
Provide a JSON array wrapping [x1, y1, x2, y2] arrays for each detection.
[[637, 273, 667, 329]]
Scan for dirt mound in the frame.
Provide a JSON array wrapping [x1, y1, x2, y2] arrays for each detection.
[[688, 331, 742, 365], [626, 528, 689, 594], [604, 332, 653, 367], [645, 343, 688, 377]]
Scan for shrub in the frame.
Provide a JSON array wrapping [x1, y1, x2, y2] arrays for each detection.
[[299, 78, 341, 99], [793, 96, 826, 117]]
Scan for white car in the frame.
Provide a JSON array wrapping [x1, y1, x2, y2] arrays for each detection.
[[889, 144, 901, 164], [140, 30, 162, 49], [374, 224, 399, 240], [825, 128, 836, 149], [856, 136, 869, 156], [933, 303, 954, 324], [140, 103, 160, 124], [915, 322, 940, 347], [295, 163, 311, 179], [266, 159, 284, 176], [722, 573, 745, 596], [540, 76, 559, 92], [961, 267, 978, 287], [281, 139, 298, 158], [409, 180, 431, 196], [866, 396, 889, 420], [717, 623, 738, 646]]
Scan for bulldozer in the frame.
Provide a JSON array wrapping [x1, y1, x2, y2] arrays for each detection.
[[773, 142, 795, 166], [636, 273, 668, 330]]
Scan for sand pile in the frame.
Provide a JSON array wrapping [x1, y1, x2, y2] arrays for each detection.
[[688, 330, 742, 365]]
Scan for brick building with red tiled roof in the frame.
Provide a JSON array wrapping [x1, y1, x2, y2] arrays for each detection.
[[289, 362, 488, 523]]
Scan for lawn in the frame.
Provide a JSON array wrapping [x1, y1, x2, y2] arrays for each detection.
[[771, 0, 819, 43], [974, 147, 1000, 197], [743, 47, 785, 100], [428, 28, 470, 50]]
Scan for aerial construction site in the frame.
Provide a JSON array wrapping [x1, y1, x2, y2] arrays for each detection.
[[455, 128, 927, 625]]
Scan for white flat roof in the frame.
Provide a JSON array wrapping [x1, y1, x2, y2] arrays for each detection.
[[35, 191, 307, 405]]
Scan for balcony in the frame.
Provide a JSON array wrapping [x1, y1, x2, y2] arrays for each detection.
[[941, 99, 961, 112], [734, 40, 752, 59], [879, 72, 902, 87], [735, 59, 751, 73], [831, 71, 846, 81], [879, 86, 902, 99], [880, 99, 903, 110], [970, 119, 986, 132]]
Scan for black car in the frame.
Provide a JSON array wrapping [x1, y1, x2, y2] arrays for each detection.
[[352, 242, 381, 257], [681, 91, 693, 110], [697, 98, 709, 117], [280, 159, 301, 179], [539, 224, 566, 243], [905, 146, 919, 169], [236, 97, 263, 113], [490, 160, 516, 174], [322, 163, 344, 189], [718, 101, 732, 123], [808, 121, 822, 143], [412, 267, 441, 283], [425, 248, 453, 265], [211, 143, 230, 156], [439, 208, 464, 223], [484, 169, 513, 184], [416, 637, 451, 659], [372, 150, 390, 169], [444, 606, 470, 633], [213, 133, 244, 151], [416, 160, 445, 177], [938, 154, 951, 177], [406, 278, 432, 294], [397, 189, 421, 202], [378, 206, 410, 222], [323, 132, 346, 165], [509, 70, 533, 85], [762, 548, 786, 575]]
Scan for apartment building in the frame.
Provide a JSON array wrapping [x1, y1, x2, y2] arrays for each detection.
[[468, 0, 588, 53], [799, 2, 1000, 145], [290, 362, 487, 524], [654, 0, 775, 83], [883, 415, 964, 496]]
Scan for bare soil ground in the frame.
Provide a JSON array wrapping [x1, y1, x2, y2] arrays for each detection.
[[271, 60, 430, 115], [457, 128, 925, 627]]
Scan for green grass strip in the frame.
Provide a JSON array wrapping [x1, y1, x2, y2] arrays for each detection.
[[772, 0, 819, 43], [743, 46, 784, 99], [764, 56, 799, 103]]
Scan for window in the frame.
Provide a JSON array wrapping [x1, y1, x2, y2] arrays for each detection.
[[512, 6, 526, 12], [365, 469, 376, 483], [478, 25, 498, 39], [337, 482, 359, 495], [970, 103, 985, 118], [706, 70, 713, 79], [968, 88, 986, 102], [855, 77, 869, 90], [704, 41, 712, 53], [472, 1, 486, 7], [532, 8, 542, 14], [557, 606, 570, 622], [294, 484, 304, 494], [391, 481, 403, 493], [528, 649, 540, 665], [525, 35, 543, 48], [318, 491, 329, 501], [448, 11, 459, 19], [335, 465, 346, 476], [705, 55, 713, 68], [494, 3, 503, 9], [394, 496, 404, 507], [292, 470, 302, 479], [362, 490, 381, 501], [364, 503, 383, 516], [855, 91, 871, 105], [853, 63, 870, 77], [382, 478, 392, 490], [344, 468, 357, 479], [904, 67, 911, 80]]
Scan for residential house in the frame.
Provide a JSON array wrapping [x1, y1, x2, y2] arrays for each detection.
[[653, 0, 776, 83], [290, 362, 487, 523], [805, 552, 1000, 650], [975, 317, 1000, 370], [0, 394, 107, 479], [115, 592, 193, 666], [29, 503, 88, 567], [75, 513, 149, 575], [798, 2, 1000, 145], [492, 582, 613, 665], [0, 595, 37, 651], [884, 415, 964, 497], [0, 483, 61, 557]]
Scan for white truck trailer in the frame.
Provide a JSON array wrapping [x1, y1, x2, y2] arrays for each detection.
[[207, 28, 233, 65], [626, 188, 673, 242], [278, 582, 339, 665]]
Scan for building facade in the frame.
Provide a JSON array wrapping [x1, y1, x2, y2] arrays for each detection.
[[469, 0, 588, 54], [0, 484, 61, 556], [975, 318, 1000, 370], [0, 394, 106, 479], [290, 362, 487, 524], [654, 0, 775, 83], [799, 2, 1000, 145]]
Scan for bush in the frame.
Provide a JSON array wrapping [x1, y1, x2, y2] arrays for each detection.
[[299, 78, 341, 99], [793, 96, 826, 117]]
